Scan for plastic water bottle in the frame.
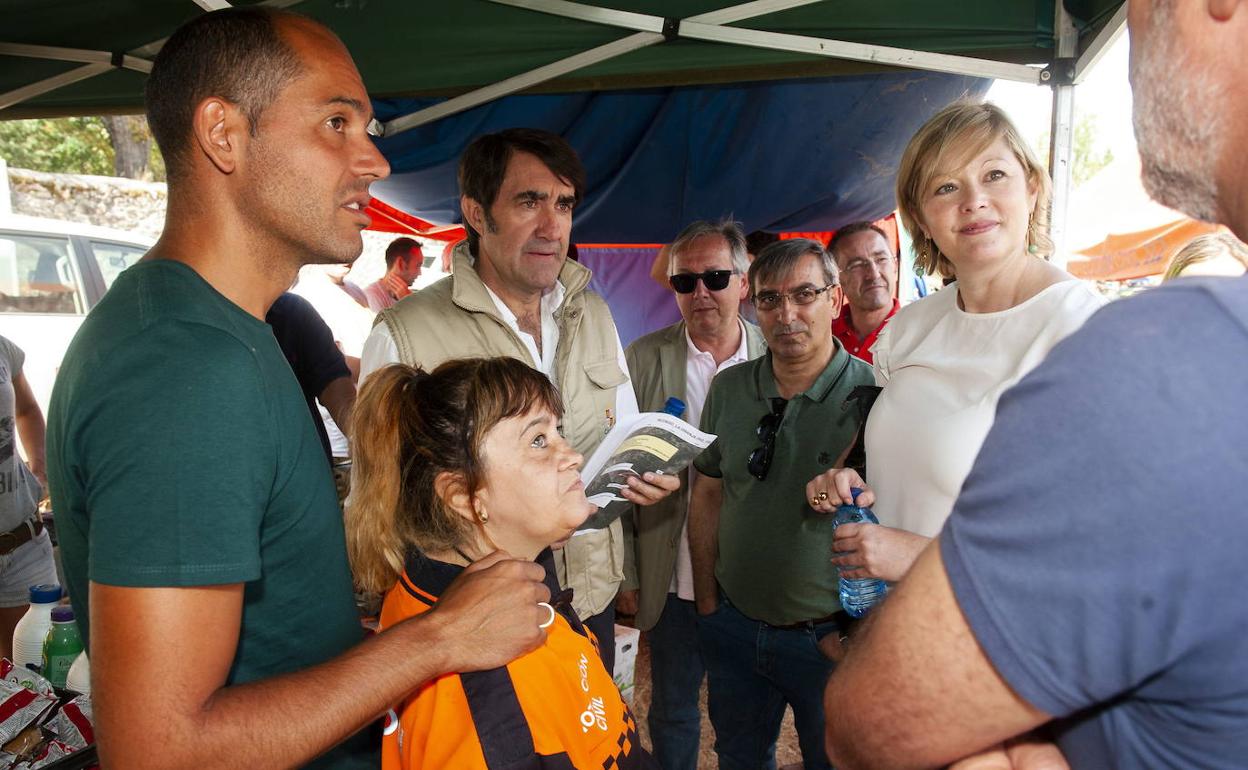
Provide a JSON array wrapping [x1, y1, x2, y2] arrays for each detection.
[[662, 397, 686, 418], [65, 651, 90, 694], [11, 584, 61, 671], [831, 488, 888, 618], [41, 605, 83, 689]]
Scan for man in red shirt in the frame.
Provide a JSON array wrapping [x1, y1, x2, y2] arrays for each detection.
[[827, 222, 898, 364]]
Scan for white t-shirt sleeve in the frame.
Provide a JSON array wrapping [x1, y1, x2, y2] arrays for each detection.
[[359, 323, 399, 386]]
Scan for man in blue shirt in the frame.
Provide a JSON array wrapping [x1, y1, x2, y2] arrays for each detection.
[[824, 2, 1248, 767]]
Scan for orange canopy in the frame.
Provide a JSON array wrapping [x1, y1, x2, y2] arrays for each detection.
[[1067, 219, 1222, 281]]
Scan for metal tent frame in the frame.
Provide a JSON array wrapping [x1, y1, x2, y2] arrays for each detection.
[[0, 0, 1128, 259]]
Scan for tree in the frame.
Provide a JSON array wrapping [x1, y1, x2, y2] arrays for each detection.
[[0, 117, 113, 176], [102, 115, 152, 179], [0, 115, 165, 181], [1032, 113, 1115, 187]]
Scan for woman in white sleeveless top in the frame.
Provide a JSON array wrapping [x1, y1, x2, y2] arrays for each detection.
[[807, 102, 1104, 584]]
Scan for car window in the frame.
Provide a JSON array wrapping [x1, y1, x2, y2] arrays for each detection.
[[90, 240, 146, 290], [0, 232, 86, 315]]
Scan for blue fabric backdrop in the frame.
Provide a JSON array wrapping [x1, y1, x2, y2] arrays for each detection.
[[371, 72, 990, 244]]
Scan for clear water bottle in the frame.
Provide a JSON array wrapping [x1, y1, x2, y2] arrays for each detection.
[[41, 605, 83, 689], [12, 584, 62, 671], [832, 488, 888, 618], [662, 397, 686, 418]]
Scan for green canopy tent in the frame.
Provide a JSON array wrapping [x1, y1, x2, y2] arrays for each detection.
[[0, 0, 1126, 258]]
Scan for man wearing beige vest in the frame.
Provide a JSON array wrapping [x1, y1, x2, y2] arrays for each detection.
[[360, 128, 678, 673]]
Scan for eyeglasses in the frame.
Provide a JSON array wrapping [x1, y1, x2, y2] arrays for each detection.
[[841, 255, 897, 275], [752, 284, 835, 312], [747, 397, 788, 481], [669, 270, 736, 294]]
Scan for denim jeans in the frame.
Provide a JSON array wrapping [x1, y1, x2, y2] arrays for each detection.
[[647, 594, 704, 770], [697, 598, 837, 770]]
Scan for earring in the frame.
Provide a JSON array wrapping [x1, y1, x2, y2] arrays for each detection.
[[476, 508, 489, 524], [1027, 212, 1039, 254]]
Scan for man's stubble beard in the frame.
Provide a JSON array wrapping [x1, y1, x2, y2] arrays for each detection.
[[1132, 10, 1224, 223]]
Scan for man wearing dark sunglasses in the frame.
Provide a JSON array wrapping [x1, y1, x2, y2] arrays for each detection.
[[619, 219, 766, 770], [686, 239, 873, 770]]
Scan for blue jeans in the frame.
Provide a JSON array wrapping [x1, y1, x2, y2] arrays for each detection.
[[697, 598, 837, 770], [647, 594, 704, 770]]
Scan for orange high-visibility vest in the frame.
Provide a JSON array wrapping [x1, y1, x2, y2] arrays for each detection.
[[379, 548, 656, 770]]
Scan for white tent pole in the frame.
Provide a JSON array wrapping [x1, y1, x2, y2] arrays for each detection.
[[0, 43, 152, 73], [679, 22, 1042, 84], [1047, 2, 1079, 268], [385, 0, 823, 136], [382, 32, 664, 135], [0, 63, 112, 112], [1073, 4, 1126, 84]]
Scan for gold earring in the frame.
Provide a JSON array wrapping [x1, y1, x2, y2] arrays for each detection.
[[476, 509, 489, 524]]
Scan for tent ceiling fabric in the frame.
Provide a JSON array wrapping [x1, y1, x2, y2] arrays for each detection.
[[1, 0, 1123, 118], [369, 71, 990, 242]]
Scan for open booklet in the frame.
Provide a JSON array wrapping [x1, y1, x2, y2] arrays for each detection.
[[575, 411, 716, 532]]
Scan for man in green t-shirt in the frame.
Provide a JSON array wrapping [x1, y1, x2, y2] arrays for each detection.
[[45, 9, 554, 769], [688, 239, 873, 770]]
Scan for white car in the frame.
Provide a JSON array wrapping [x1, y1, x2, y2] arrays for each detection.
[[0, 214, 154, 414]]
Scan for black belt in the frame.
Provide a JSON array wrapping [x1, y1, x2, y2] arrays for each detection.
[[766, 610, 852, 632], [0, 518, 43, 557]]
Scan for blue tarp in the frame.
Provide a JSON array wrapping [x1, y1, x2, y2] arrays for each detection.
[[370, 71, 991, 243]]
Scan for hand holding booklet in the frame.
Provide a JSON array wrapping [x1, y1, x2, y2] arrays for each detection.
[[575, 411, 716, 532]]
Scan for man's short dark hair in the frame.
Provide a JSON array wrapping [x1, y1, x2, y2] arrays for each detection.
[[145, 7, 307, 183], [458, 128, 586, 257], [748, 238, 838, 299], [745, 230, 781, 258], [827, 222, 892, 262], [385, 237, 421, 269]]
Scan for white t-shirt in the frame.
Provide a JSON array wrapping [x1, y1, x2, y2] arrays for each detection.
[[670, 320, 750, 600], [865, 279, 1104, 538]]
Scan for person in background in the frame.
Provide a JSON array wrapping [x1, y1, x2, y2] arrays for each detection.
[[825, 2, 1248, 764], [1162, 231, 1248, 280], [0, 334, 59, 661], [266, 292, 357, 460], [689, 239, 873, 770], [361, 128, 679, 675], [364, 237, 424, 311], [45, 9, 553, 768], [329, 261, 369, 307], [348, 358, 659, 770], [807, 102, 1103, 586], [619, 219, 766, 770], [827, 222, 900, 364]]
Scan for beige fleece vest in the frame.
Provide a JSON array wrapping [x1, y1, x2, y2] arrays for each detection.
[[375, 249, 628, 619]]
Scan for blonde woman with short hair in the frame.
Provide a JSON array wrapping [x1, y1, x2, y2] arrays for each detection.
[[808, 101, 1104, 579]]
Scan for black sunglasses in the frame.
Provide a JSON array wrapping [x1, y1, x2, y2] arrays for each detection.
[[747, 397, 788, 481], [669, 270, 735, 294]]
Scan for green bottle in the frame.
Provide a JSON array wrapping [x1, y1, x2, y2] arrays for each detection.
[[41, 605, 84, 689]]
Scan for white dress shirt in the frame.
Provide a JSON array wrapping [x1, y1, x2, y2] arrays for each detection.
[[670, 319, 749, 600]]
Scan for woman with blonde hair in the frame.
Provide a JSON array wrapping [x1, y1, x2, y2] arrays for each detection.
[[1162, 231, 1248, 280], [348, 357, 657, 770], [808, 101, 1104, 581]]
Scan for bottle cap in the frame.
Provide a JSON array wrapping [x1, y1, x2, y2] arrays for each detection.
[[663, 397, 686, 418], [50, 605, 75, 623], [28, 584, 62, 604], [849, 487, 864, 503]]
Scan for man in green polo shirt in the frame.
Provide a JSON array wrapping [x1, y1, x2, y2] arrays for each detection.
[[45, 8, 554, 768], [689, 238, 873, 770]]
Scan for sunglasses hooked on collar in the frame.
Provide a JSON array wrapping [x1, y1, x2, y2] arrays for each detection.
[[669, 270, 736, 294]]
